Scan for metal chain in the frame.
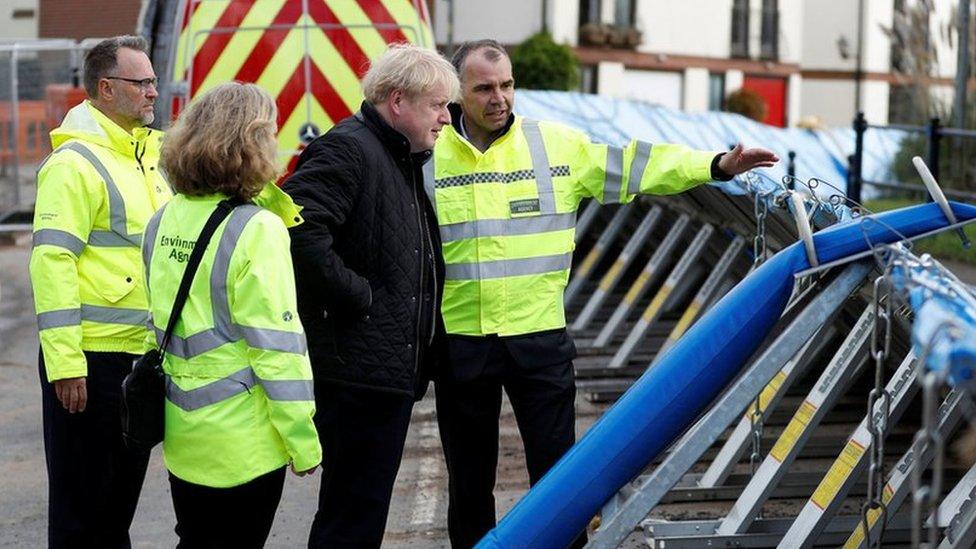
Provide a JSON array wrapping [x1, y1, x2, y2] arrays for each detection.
[[748, 194, 769, 481], [860, 275, 894, 548], [910, 324, 956, 548], [912, 371, 946, 548]]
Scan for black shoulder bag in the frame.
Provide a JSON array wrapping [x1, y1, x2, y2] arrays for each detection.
[[121, 199, 242, 452]]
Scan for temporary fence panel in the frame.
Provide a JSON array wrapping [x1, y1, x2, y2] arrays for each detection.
[[0, 40, 90, 218], [589, 214, 690, 349], [607, 224, 713, 369], [565, 204, 633, 307], [571, 206, 663, 331]]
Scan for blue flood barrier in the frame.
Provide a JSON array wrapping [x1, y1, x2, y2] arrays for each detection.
[[477, 201, 976, 549]]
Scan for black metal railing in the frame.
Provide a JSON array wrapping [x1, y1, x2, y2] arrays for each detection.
[[847, 111, 976, 204]]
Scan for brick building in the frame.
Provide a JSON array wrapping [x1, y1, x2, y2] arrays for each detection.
[[39, 0, 142, 40]]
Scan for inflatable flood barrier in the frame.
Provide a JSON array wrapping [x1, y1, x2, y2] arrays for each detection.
[[477, 202, 976, 549]]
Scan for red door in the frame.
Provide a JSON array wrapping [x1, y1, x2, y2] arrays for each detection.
[[743, 76, 787, 127]]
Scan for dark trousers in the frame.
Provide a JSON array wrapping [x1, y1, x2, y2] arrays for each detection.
[[308, 381, 414, 548], [169, 466, 286, 548], [435, 340, 584, 548], [39, 351, 150, 549]]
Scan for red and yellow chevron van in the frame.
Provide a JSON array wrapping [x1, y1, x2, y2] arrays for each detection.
[[145, 0, 434, 172]]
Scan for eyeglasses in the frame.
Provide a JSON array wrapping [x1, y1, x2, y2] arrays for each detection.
[[105, 76, 158, 91]]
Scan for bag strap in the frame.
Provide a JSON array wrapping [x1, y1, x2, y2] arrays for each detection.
[[158, 198, 244, 353]]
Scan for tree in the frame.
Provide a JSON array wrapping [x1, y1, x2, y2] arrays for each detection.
[[884, 1, 976, 192], [510, 32, 579, 91], [725, 88, 768, 123]]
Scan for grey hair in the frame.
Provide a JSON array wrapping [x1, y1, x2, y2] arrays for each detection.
[[361, 43, 460, 104], [450, 39, 508, 77], [83, 35, 149, 99]]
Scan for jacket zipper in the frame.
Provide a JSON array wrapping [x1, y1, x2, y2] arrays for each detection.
[[410, 170, 425, 374]]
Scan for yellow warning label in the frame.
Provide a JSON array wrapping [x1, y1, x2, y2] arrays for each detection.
[[758, 371, 787, 411], [769, 399, 817, 463], [810, 439, 867, 510], [577, 249, 600, 276], [842, 484, 894, 548], [623, 270, 651, 304], [640, 285, 672, 322], [599, 261, 624, 291], [667, 301, 702, 342]]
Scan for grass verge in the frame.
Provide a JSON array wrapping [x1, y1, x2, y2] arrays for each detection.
[[863, 198, 976, 265]]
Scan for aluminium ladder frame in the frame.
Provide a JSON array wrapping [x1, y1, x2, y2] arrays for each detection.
[[589, 215, 691, 349], [585, 261, 874, 549]]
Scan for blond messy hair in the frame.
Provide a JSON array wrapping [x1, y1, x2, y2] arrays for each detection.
[[361, 43, 459, 104], [161, 82, 279, 200]]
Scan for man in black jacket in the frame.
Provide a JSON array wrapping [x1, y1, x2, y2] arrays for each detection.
[[283, 44, 458, 548]]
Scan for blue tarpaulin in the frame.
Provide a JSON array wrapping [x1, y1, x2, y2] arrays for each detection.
[[515, 90, 905, 199]]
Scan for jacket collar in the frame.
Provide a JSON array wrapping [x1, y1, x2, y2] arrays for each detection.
[[448, 103, 516, 148], [50, 100, 156, 157], [357, 101, 432, 164]]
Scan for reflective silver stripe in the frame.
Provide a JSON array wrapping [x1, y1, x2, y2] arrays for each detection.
[[422, 157, 436, 210], [80, 304, 147, 325], [37, 308, 82, 330], [166, 367, 313, 411], [88, 230, 141, 247], [260, 378, 314, 401], [604, 146, 625, 203], [151, 205, 305, 361], [240, 326, 308, 354], [211, 206, 262, 341], [166, 366, 256, 411], [32, 229, 86, 256], [154, 325, 227, 359], [154, 324, 307, 358], [627, 140, 653, 195], [521, 119, 556, 215], [439, 212, 576, 243], [142, 205, 167, 286], [445, 252, 573, 280], [58, 142, 141, 248]]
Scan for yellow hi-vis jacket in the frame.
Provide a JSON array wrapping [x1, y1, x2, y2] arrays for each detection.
[[30, 101, 172, 381], [143, 193, 320, 488], [425, 116, 718, 337]]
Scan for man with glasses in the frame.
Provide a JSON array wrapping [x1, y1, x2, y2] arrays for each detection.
[[29, 35, 170, 547]]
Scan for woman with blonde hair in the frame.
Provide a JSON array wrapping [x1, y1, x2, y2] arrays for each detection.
[[143, 81, 320, 546]]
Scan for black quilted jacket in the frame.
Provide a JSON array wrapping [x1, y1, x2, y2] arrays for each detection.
[[283, 102, 445, 398]]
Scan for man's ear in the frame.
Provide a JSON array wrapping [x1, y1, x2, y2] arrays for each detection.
[[96, 79, 114, 102], [388, 89, 403, 116]]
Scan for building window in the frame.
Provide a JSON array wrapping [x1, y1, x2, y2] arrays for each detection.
[[708, 73, 726, 111], [579, 65, 599, 94], [760, 0, 779, 60], [731, 0, 750, 58], [579, 0, 600, 26], [614, 0, 636, 27]]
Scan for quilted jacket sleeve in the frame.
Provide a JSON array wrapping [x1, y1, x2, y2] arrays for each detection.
[[282, 135, 372, 318]]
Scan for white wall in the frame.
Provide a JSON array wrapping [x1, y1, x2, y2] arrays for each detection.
[[776, 1, 804, 63], [433, 0, 544, 45], [725, 69, 744, 95], [0, 0, 38, 40], [787, 73, 802, 126], [800, 0, 857, 70], [597, 61, 625, 97], [800, 78, 889, 126], [620, 68, 683, 109], [634, 0, 732, 58], [683, 67, 709, 112], [801, 80, 856, 127], [549, 0, 579, 46]]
